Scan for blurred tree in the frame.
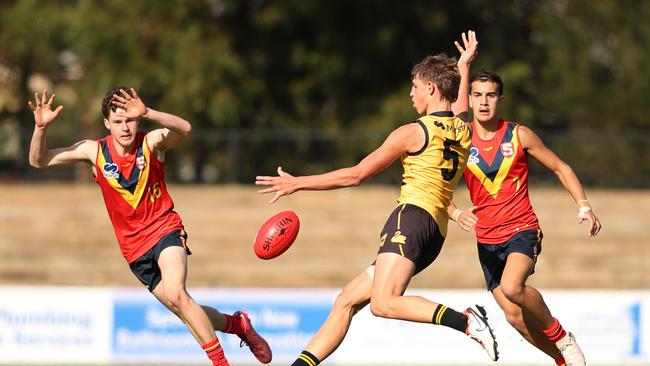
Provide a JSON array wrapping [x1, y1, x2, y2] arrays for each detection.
[[527, 0, 650, 185], [1, 0, 247, 181], [0, 0, 647, 185], [531, 0, 650, 131], [0, 0, 73, 177], [223, 0, 486, 180]]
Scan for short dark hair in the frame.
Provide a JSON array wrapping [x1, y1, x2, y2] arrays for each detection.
[[101, 85, 133, 118], [411, 54, 460, 103], [470, 69, 504, 96]]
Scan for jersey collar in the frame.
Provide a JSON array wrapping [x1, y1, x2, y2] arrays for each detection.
[[429, 111, 454, 117]]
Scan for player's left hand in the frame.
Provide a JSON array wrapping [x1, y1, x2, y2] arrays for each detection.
[[111, 88, 147, 119], [256, 166, 298, 204], [455, 30, 478, 68], [578, 207, 601, 237]]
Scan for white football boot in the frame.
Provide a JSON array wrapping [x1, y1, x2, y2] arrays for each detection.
[[556, 332, 586, 366], [465, 305, 499, 361]]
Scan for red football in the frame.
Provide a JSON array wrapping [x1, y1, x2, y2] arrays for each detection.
[[253, 210, 300, 260]]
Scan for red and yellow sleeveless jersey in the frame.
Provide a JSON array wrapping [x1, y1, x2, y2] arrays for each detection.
[[464, 119, 538, 244], [397, 111, 472, 237], [94, 132, 183, 263]]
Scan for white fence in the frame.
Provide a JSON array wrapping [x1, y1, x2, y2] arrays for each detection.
[[0, 287, 647, 365]]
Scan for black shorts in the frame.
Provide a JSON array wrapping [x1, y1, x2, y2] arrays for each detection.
[[128, 229, 191, 292], [375, 204, 445, 275], [477, 229, 543, 292]]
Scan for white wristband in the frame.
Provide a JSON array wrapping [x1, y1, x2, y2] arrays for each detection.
[[452, 208, 462, 222], [578, 206, 592, 219]]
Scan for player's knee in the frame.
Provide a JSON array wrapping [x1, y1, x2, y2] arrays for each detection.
[[165, 289, 190, 313], [369, 298, 395, 319], [333, 290, 358, 312], [500, 283, 525, 304]]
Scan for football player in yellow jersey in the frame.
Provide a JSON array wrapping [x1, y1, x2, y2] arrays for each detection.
[[256, 31, 499, 365]]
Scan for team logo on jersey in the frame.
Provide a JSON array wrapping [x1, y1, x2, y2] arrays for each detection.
[[391, 230, 407, 245], [468, 147, 480, 164], [102, 163, 120, 179], [391, 230, 407, 257], [136, 155, 146, 170], [501, 142, 514, 157]]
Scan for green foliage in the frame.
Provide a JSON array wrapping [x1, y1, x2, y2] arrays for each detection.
[[0, 0, 648, 185]]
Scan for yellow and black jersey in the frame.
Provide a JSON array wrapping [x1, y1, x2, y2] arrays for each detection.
[[397, 111, 471, 236]]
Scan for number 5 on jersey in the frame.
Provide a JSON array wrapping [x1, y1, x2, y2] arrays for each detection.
[[441, 138, 461, 181]]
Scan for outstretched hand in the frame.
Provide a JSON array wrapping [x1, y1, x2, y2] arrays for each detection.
[[111, 88, 147, 119], [28, 90, 63, 129], [255, 166, 298, 204], [455, 30, 478, 67]]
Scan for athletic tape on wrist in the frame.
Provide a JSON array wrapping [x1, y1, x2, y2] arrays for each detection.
[[578, 206, 592, 218], [452, 208, 462, 222]]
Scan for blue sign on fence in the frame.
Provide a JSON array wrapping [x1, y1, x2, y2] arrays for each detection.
[[111, 289, 335, 363]]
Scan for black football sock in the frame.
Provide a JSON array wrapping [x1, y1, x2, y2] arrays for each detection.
[[291, 350, 320, 366], [432, 304, 468, 333]]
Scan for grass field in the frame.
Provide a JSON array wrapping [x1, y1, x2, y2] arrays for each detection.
[[0, 183, 647, 289]]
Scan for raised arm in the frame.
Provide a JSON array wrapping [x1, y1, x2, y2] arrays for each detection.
[[451, 30, 478, 120], [28, 90, 95, 168], [111, 88, 192, 153], [256, 123, 424, 203], [520, 126, 602, 236]]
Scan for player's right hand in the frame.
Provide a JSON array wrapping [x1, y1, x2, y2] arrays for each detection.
[[455, 206, 478, 232], [28, 90, 63, 129], [256, 166, 298, 204]]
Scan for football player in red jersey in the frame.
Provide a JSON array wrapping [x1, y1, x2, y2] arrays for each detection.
[[28, 87, 271, 366], [448, 70, 601, 366]]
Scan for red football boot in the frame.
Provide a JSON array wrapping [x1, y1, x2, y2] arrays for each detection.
[[234, 311, 272, 364]]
